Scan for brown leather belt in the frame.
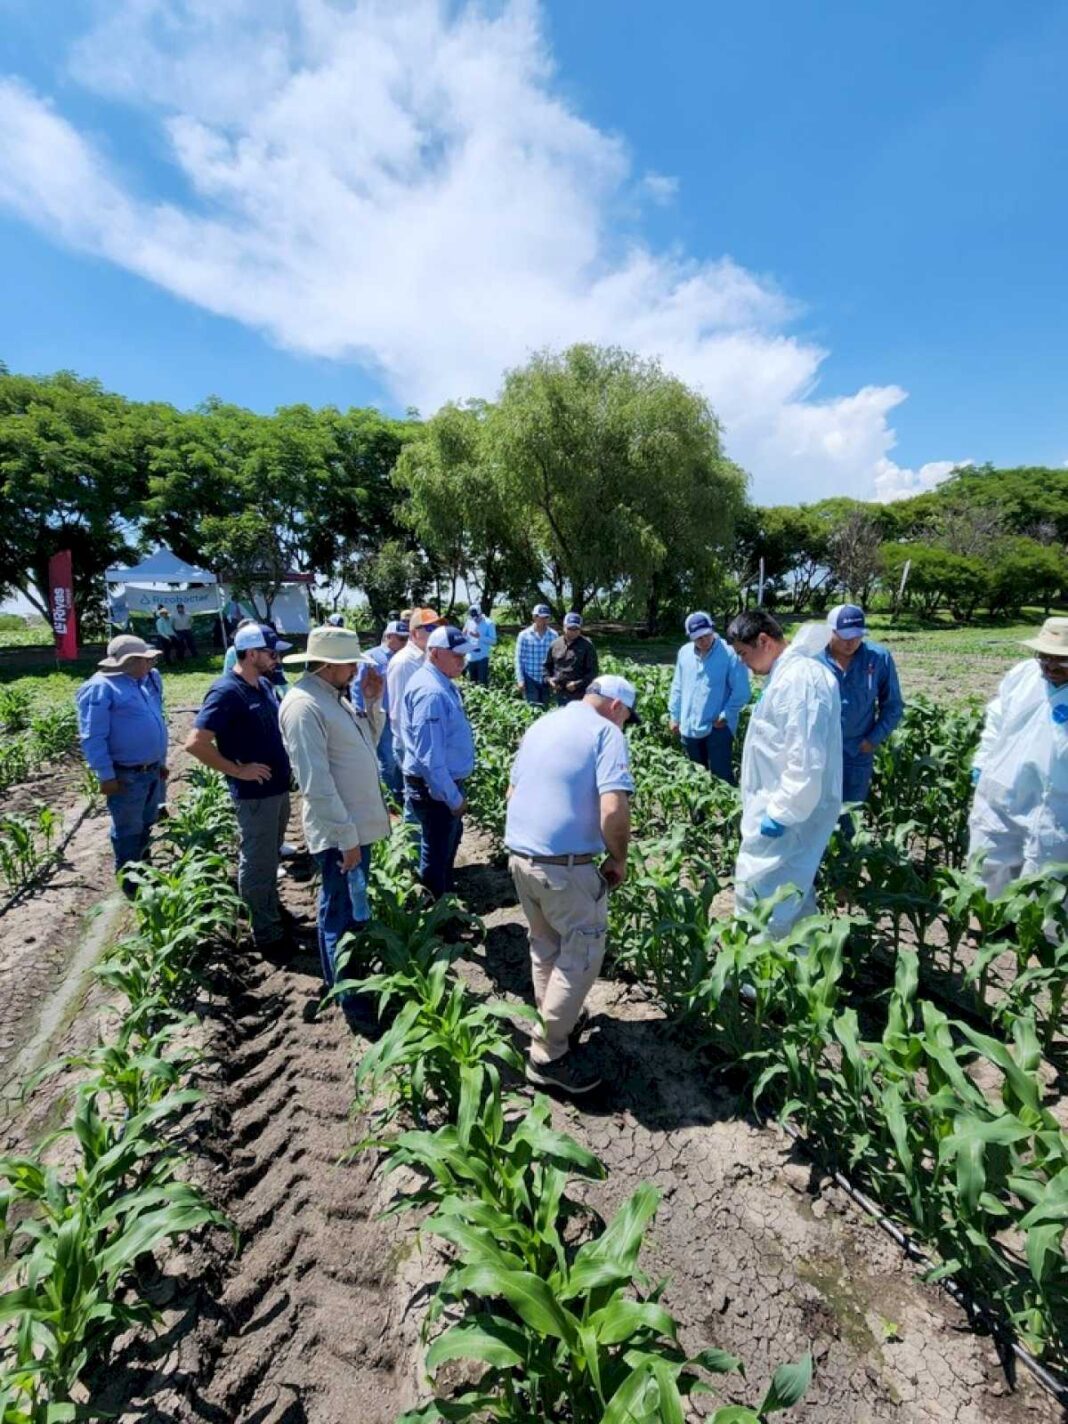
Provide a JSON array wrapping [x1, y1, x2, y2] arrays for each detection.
[[511, 851, 596, 867]]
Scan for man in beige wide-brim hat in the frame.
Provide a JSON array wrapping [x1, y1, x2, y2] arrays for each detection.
[[75, 636, 169, 892], [279, 627, 391, 1033], [968, 617, 1068, 897]]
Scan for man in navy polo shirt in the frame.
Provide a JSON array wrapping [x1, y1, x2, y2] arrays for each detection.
[[185, 623, 299, 959]]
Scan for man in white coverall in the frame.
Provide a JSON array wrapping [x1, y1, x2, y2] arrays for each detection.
[[968, 616, 1068, 898], [726, 610, 843, 937]]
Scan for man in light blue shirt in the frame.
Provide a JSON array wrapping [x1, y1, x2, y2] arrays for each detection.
[[668, 611, 750, 785], [514, 604, 558, 707], [819, 604, 904, 805], [401, 625, 477, 897], [463, 603, 498, 686], [76, 634, 169, 890], [506, 673, 638, 1095]]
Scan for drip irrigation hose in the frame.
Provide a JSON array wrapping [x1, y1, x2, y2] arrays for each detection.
[[0, 795, 97, 920], [776, 1117, 1068, 1409]]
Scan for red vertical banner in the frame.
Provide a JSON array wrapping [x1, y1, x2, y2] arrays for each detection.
[[48, 550, 78, 661]]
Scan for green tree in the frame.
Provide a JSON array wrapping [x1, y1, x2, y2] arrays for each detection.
[[485, 344, 746, 623], [0, 370, 149, 628]]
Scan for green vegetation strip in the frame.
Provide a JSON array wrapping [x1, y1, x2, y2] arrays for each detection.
[[0, 769, 239, 1419]]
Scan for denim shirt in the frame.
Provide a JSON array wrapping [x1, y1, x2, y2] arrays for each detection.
[[400, 664, 475, 809], [668, 638, 751, 738], [76, 670, 168, 780], [818, 640, 904, 760]]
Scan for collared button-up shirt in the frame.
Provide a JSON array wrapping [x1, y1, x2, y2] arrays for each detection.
[[387, 639, 426, 759], [464, 615, 498, 663], [506, 701, 634, 857], [76, 670, 168, 781], [401, 664, 475, 810], [545, 633, 599, 699], [818, 640, 904, 760], [172, 612, 192, 632], [515, 625, 558, 684], [279, 672, 391, 854], [668, 637, 751, 738], [155, 615, 175, 640]]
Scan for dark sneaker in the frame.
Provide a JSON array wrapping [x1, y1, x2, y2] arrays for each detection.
[[257, 934, 299, 966], [525, 1051, 602, 1096]]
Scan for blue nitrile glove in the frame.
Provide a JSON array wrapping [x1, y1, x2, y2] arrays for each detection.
[[970, 766, 981, 785], [759, 815, 786, 838]]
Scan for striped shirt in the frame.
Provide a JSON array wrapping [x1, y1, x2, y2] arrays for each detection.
[[515, 625, 558, 684]]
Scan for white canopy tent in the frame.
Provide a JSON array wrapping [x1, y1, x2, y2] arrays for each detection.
[[105, 547, 222, 634]]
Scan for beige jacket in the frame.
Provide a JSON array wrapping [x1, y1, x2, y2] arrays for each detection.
[[279, 672, 391, 854]]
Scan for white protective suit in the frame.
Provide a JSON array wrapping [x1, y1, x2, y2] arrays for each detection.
[[968, 658, 1068, 897], [735, 623, 843, 937]]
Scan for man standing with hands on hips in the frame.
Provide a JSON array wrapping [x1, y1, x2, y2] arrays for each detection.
[[506, 673, 638, 1096], [668, 611, 750, 784], [401, 625, 476, 898]]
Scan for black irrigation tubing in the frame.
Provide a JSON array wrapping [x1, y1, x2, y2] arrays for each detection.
[[774, 1116, 1068, 1410], [0, 795, 97, 920]]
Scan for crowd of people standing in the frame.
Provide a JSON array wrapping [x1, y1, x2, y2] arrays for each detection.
[[75, 597, 1068, 1097]]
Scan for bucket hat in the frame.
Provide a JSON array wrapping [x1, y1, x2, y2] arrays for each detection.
[[282, 626, 365, 665], [1022, 617, 1068, 657], [98, 635, 163, 670]]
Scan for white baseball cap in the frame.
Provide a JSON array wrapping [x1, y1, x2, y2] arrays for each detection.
[[587, 674, 641, 724], [427, 625, 475, 656]]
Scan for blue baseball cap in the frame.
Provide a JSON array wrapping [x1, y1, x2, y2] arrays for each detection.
[[827, 603, 868, 639], [326, 612, 345, 627], [234, 623, 292, 653], [384, 619, 409, 637], [468, 603, 481, 617], [532, 603, 552, 618], [685, 611, 716, 640], [427, 625, 474, 656], [564, 611, 583, 629]]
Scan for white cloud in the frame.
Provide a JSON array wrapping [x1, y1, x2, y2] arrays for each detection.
[[873, 458, 966, 503], [640, 171, 678, 205], [0, 0, 955, 504]]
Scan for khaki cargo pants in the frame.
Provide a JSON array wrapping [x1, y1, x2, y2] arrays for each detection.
[[509, 856, 608, 1064]]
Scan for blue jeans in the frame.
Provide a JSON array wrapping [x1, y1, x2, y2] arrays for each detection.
[[843, 757, 875, 805], [405, 780, 463, 899], [522, 675, 550, 707], [681, 727, 735, 785], [376, 719, 404, 801], [466, 658, 490, 686], [314, 845, 374, 1026], [106, 767, 163, 873]]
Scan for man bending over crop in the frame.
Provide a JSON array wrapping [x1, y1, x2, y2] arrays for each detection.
[[505, 674, 638, 1095], [726, 611, 842, 938]]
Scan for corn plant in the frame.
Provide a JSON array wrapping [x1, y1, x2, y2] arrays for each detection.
[[404, 1183, 811, 1423], [0, 806, 60, 897]]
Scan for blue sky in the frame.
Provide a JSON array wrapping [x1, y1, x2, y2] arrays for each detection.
[[1, 0, 1065, 507]]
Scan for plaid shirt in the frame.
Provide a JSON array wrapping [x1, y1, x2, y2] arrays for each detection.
[[515, 625, 558, 684]]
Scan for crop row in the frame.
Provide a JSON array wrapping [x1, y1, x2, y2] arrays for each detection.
[[0, 690, 79, 796], [337, 828, 812, 1422], [0, 769, 239, 1419], [463, 678, 1068, 1371]]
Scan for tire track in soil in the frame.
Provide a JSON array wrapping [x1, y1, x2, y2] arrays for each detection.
[[452, 827, 1063, 1424]]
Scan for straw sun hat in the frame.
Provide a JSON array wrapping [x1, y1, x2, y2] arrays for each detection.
[[281, 626, 374, 665], [1022, 617, 1068, 658]]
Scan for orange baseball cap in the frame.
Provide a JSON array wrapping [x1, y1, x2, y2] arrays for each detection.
[[409, 607, 443, 631]]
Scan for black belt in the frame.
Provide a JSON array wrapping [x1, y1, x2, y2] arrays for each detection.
[[114, 761, 162, 773], [511, 851, 596, 867]]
